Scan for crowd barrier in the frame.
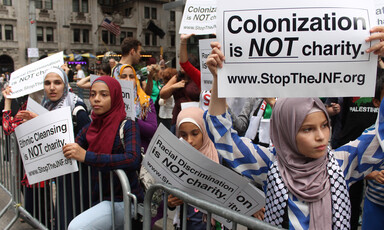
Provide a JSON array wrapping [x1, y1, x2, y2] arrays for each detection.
[[0, 126, 281, 230]]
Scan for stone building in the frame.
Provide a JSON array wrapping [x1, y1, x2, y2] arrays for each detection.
[[0, 0, 178, 74]]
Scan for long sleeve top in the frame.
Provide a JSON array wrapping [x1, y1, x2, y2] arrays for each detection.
[[76, 119, 144, 203], [137, 99, 157, 153], [180, 60, 201, 89], [204, 108, 384, 229]]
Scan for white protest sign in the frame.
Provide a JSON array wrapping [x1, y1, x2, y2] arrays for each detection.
[[8, 52, 64, 99], [90, 75, 135, 120], [15, 106, 78, 185], [26, 96, 48, 116], [216, 0, 378, 98], [199, 38, 215, 91], [376, 0, 384, 26], [143, 124, 265, 227], [179, 0, 217, 35]]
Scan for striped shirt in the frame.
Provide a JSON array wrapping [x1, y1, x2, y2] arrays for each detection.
[[204, 109, 384, 229], [365, 163, 384, 206]]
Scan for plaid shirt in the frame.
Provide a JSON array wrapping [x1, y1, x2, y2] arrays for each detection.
[[76, 119, 144, 203]]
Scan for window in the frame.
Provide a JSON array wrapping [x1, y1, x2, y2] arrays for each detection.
[[37, 27, 44, 41], [73, 0, 88, 13], [3, 0, 11, 6], [45, 0, 52, 9], [170, 11, 175, 22], [145, 33, 150, 46], [5, 25, 13, 40], [151, 8, 157, 20], [36, 0, 42, 8], [36, 0, 52, 9], [0, 25, 2, 40], [46, 27, 53, 42], [102, 30, 108, 44], [125, 7, 132, 17], [109, 32, 116, 45], [144, 7, 150, 19], [83, 29, 89, 43], [74, 28, 80, 42], [120, 31, 133, 44], [152, 34, 157, 46], [170, 33, 175, 47]]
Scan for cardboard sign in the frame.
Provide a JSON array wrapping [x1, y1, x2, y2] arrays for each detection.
[[216, 0, 378, 97], [179, 0, 217, 35], [143, 124, 265, 228], [15, 107, 78, 184], [8, 52, 64, 98], [199, 38, 216, 91]]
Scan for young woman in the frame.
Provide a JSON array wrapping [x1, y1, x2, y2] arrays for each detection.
[[117, 64, 157, 153], [168, 107, 219, 230], [204, 39, 384, 229], [64, 76, 144, 229]]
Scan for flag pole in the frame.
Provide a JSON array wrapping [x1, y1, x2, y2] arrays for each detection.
[[94, 17, 106, 35]]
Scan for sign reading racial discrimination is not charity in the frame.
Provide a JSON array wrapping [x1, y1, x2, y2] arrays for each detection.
[[8, 52, 64, 99], [179, 0, 217, 35], [15, 107, 78, 185], [143, 124, 265, 228], [216, 0, 378, 98]]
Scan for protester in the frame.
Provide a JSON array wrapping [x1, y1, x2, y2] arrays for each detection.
[[158, 68, 177, 130], [168, 107, 220, 230], [65, 76, 144, 229], [203, 40, 384, 229], [116, 64, 157, 153], [111, 38, 142, 79], [74, 64, 86, 99]]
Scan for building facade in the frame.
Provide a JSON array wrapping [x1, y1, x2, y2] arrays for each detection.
[[0, 0, 177, 74]]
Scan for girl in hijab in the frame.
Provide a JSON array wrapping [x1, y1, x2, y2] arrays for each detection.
[[204, 42, 384, 229], [64, 76, 144, 229], [167, 107, 220, 230], [117, 64, 157, 153], [17, 67, 91, 229]]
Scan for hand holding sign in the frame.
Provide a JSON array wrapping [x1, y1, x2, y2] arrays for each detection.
[[366, 26, 384, 55], [62, 143, 86, 162]]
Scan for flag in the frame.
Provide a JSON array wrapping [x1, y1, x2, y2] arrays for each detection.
[[101, 18, 121, 36]]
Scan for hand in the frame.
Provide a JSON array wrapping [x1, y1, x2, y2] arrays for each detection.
[[15, 110, 38, 123], [172, 80, 186, 89], [167, 194, 184, 208], [366, 26, 384, 56], [62, 143, 86, 162], [374, 170, 384, 184], [2, 86, 12, 98], [180, 34, 194, 43], [206, 42, 225, 78], [252, 207, 265, 221]]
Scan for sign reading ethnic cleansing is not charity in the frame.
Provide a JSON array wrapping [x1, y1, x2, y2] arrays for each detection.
[[216, 0, 378, 98], [143, 124, 265, 228], [179, 0, 217, 35], [8, 52, 64, 99], [15, 106, 78, 185]]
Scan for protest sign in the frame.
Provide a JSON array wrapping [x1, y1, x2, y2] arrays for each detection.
[[376, 0, 384, 26], [143, 124, 265, 228], [179, 0, 217, 35], [15, 106, 78, 185], [26, 96, 48, 115], [90, 75, 135, 120], [216, 0, 378, 97], [8, 52, 64, 99], [199, 38, 216, 91]]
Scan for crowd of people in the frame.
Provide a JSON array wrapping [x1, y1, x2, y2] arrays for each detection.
[[1, 24, 384, 230]]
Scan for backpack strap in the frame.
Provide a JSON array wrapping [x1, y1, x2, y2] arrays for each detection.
[[119, 119, 127, 149]]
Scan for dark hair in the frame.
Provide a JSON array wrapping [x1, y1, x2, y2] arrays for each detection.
[[121, 38, 142, 56], [375, 67, 384, 100], [101, 63, 111, 75], [188, 53, 200, 71]]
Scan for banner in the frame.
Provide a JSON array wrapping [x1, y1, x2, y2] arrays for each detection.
[[179, 0, 217, 35], [8, 52, 64, 98], [143, 124, 265, 228], [15, 107, 78, 184], [199, 38, 216, 91], [216, 0, 378, 97]]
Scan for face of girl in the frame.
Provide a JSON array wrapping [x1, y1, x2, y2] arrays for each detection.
[[44, 73, 65, 102], [179, 122, 203, 150], [296, 111, 330, 159], [90, 82, 111, 115], [119, 67, 136, 84]]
